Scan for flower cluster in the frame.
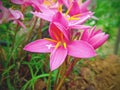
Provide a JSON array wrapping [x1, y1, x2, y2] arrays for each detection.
[[0, 1, 25, 28], [9, 0, 108, 71]]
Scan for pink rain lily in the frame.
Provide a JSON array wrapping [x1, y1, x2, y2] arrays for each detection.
[[0, 1, 25, 28], [24, 12, 96, 71], [81, 26, 109, 49], [10, 0, 44, 7], [65, 0, 93, 25], [32, 0, 93, 30], [11, 0, 59, 11], [11, 0, 43, 11], [59, 0, 91, 11], [32, 3, 92, 30]]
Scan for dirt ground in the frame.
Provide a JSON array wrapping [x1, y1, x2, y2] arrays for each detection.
[[61, 54, 120, 90], [35, 54, 120, 90]]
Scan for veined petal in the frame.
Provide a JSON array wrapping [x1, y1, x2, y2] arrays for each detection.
[[50, 46, 67, 71], [9, 8, 24, 20], [32, 10, 55, 22], [68, 40, 96, 58], [49, 23, 70, 41], [69, 1, 81, 16], [88, 33, 109, 49], [81, 29, 89, 41], [94, 29, 102, 35], [88, 26, 96, 38], [88, 33, 105, 44], [52, 12, 68, 28], [53, 22, 70, 40], [69, 24, 91, 30], [24, 39, 54, 53], [13, 20, 26, 29], [81, 0, 91, 12], [11, 0, 24, 4], [69, 14, 92, 25]]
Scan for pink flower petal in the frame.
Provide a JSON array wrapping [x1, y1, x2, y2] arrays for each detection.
[[81, 29, 89, 41], [53, 22, 70, 41], [69, 14, 92, 25], [49, 23, 70, 41], [89, 26, 103, 38], [88, 34, 109, 49], [81, 0, 91, 12], [9, 8, 24, 20], [69, 24, 91, 30], [69, 1, 81, 16], [52, 12, 68, 28], [11, 0, 24, 4], [32, 11, 54, 21], [94, 29, 102, 35], [14, 20, 26, 29], [68, 40, 96, 58], [50, 46, 67, 71], [24, 39, 54, 53]]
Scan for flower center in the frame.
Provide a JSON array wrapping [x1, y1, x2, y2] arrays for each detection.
[[44, 38, 67, 49], [58, 3, 81, 21]]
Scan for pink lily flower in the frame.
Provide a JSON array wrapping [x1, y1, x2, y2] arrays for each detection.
[[81, 26, 109, 49], [11, 0, 59, 11], [32, 0, 92, 30], [32, 8, 91, 30], [0, 1, 25, 28], [59, 0, 91, 9], [11, 0, 42, 11], [24, 12, 96, 71], [64, 0, 93, 27]]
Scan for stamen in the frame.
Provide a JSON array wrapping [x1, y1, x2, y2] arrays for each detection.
[[44, 38, 57, 43], [68, 14, 81, 20], [55, 41, 61, 49], [58, 5, 63, 13], [68, 17, 80, 20], [72, 14, 81, 18], [44, 1, 51, 6], [63, 42, 67, 49], [78, 0, 82, 5], [65, 4, 73, 16]]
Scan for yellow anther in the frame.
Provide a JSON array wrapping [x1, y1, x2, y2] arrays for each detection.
[[44, 38, 57, 43], [68, 14, 81, 20], [55, 42, 61, 49], [44, 1, 51, 5], [68, 17, 80, 21], [65, 4, 73, 16], [63, 42, 67, 49], [72, 14, 81, 18], [78, 0, 82, 5], [58, 5, 63, 13]]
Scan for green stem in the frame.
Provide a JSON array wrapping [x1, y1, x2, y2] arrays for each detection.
[[55, 58, 78, 90], [19, 17, 38, 61], [12, 23, 19, 47], [53, 62, 66, 90], [47, 71, 52, 90], [26, 17, 38, 43], [56, 75, 66, 90], [37, 19, 43, 39], [5, 24, 20, 67]]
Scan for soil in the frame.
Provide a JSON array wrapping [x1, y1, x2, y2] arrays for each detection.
[[35, 54, 120, 90]]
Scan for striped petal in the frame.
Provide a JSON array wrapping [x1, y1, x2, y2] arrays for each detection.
[[24, 39, 54, 53], [68, 40, 96, 58], [50, 46, 67, 71]]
